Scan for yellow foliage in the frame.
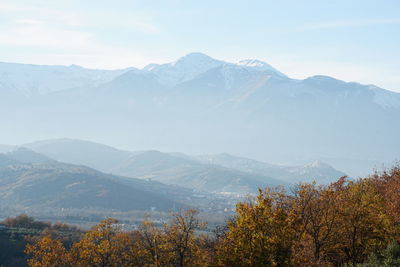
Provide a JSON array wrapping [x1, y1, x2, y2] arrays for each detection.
[[24, 166, 400, 267], [25, 236, 70, 267]]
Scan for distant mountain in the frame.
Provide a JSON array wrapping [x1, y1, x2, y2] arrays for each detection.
[[236, 59, 286, 76], [6, 147, 54, 164], [110, 150, 287, 194], [24, 139, 131, 172], [24, 139, 348, 194], [0, 150, 184, 212], [196, 153, 287, 177], [285, 160, 348, 184], [143, 52, 225, 87], [1, 53, 399, 177], [0, 154, 20, 167], [196, 154, 347, 184], [0, 62, 132, 95], [0, 145, 15, 153], [24, 140, 287, 194]]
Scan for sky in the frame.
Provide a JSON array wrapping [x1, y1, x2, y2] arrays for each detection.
[[0, 0, 399, 92]]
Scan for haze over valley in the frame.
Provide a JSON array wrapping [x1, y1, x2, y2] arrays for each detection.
[[2, 1, 400, 266], [1, 53, 399, 179], [0, 138, 348, 219]]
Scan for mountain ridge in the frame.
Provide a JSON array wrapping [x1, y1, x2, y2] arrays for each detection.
[[0, 148, 187, 212], [1, 53, 399, 177], [22, 139, 347, 193], [1, 53, 398, 95]]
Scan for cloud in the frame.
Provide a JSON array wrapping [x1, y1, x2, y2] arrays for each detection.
[[120, 19, 160, 34], [15, 19, 46, 25], [79, 11, 161, 34], [302, 18, 400, 31], [0, 1, 81, 26], [0, 24, 93, 49], [0, 0, 161, 68], [0, 0, 159, 33], [0, 2, 19, 11]]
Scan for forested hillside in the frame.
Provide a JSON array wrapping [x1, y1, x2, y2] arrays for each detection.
[[2, 165, 398, 266]]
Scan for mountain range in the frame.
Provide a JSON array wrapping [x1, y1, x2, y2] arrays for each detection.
[[0, 140, 347, 215], [23, 139, 345, 191], [0, 147, 188, 213], [1, 53, 399, 177]]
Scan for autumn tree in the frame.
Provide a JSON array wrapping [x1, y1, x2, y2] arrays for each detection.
[[335, 179, 394, 265], [371, 165, 400, 225], [3, 214, 50, 230], [137, 218, 170, 267], [216, 188, 295, 267], [71, 218, 139, 267], [291, 179, 345, 266], [164, 209, 206, 267], [23, 166, 400, 267], [25, 235, 70, 267]]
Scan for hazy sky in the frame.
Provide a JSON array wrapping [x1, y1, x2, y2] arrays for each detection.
[[0, 0, 399, 92]]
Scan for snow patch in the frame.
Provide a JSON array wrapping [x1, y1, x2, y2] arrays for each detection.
[[369, 85, 400, 109]]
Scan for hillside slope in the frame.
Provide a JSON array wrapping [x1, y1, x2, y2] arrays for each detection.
[[0, 151, 184, 212]]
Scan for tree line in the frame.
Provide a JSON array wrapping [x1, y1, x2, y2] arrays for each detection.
[[24, 165, 400, 266]]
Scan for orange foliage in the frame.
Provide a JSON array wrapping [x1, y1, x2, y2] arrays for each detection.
[[24, 166, 400, 267]]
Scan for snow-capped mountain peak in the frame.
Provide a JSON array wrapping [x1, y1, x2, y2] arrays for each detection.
[[142, 52, 224, 87], [171, 52, 220, 66], [142, 63, 159, 71], [303, 160, 331, 169], [237, 59, 286, 76], [0, 62, 132, 95], [238, 59, 270, 68]]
